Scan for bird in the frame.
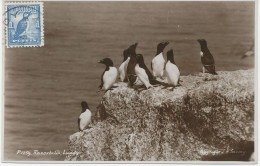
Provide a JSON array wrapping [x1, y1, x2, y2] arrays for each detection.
[[135, 54, 168, 89], [197, 39, 218, 75], [119, 48, 131, 82], [135, 54, 153, 89], [98, 58, 118, 91], [14, 12, 31, 39], [126, 43, 140, 86], [78, 101, 92, 131], [151, 41, 169, 78], [165, 49, 180, 87]]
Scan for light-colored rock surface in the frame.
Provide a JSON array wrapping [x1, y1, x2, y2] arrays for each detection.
[[65, 70, 254, 161]]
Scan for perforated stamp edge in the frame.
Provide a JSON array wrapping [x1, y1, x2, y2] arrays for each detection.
[[4, 1, 44, 48]]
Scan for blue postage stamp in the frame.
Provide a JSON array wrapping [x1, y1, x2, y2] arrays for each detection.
[[5, 2, 44, 48]]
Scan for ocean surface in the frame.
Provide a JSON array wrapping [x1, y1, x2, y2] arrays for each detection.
[[4, 1, 254, 161]]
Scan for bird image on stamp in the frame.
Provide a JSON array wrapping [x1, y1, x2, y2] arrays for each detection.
[[5, 2, 44, 48]]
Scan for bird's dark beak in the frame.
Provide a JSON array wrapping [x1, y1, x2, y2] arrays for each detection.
[[134, 43, 138, 49], [98, 60, 103, 64]]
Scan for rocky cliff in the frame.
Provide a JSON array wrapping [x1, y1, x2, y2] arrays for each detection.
[[65, 70, 254, 161]]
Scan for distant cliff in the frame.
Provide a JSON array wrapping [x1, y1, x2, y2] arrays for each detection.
[[65, 70, 254, 161]]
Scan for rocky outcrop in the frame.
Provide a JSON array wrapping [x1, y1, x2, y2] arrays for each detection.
[[65, 70, 254, 161]]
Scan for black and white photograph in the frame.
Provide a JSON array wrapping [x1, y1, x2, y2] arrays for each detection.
[[1, 0, 257, 164]]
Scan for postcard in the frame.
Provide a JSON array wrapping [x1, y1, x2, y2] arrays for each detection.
[[1, 0, 256, 164]]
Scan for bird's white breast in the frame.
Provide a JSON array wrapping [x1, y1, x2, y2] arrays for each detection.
[[26, 20, 29, 32], [135, 64, 152, 88], [103, 67, 118, 90], [200, 51, 204, 57], [152, 53, 165, 77], [165, 61, 180, 86], [79, 109, 92, 131], [119, 57, 130, 82]]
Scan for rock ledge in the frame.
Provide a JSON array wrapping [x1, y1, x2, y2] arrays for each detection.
[[65, 70, 254, 161]]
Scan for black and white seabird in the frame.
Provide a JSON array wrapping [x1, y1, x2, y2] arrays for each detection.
[[197, 39, 217, 75], [135, 54, 153, 89], [98, 58, 118, 91], [126, 43, 140, 86], [135, 54, 167, 89], [165, 49, 180, 86], [78, 101, 92, 131], [151, 41, 169, 78], [119, 48, 131, 82]]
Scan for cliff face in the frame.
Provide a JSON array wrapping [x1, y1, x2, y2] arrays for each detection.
[[65, 70, 254, 161]]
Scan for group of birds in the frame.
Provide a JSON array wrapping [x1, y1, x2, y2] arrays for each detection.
[[99, 39, 217, 91], [78, 39, 218, 131]]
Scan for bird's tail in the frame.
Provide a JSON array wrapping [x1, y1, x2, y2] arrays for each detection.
[[212, 71, 218, 75]]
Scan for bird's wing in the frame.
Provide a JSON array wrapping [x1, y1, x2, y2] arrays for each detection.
[[201, 50, 215, 65], [99, 70, 105, 89], [201, 50, 217, 75], [15, 19, 27, 36], [78, 118, 81, 131]]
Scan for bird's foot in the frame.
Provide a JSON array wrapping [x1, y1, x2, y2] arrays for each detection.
[[147, 85, 153, 89], [137, 87, 146, 93], [156, 77, 164, 82], [161, 83, 171, 89], [162, 86, 168, 89], [176, 83, 182, 87], [135, 85, 149, 93], [106, 86, 119, 92], [153, 84, 161, 87], [111, 85, 118, 88]]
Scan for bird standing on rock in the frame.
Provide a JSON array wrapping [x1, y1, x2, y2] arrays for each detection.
[[126, 43, 140, 86], [197, 39, 218, 75], [151, 41, 169, 78], [135, 54, 153, 89], [78, 101, 92, 131], [165, 49, 180, 86], [135, 54, 168, 89], [98, 58, 118, 91]]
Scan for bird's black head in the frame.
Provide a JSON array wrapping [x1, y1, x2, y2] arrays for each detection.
[[156, 41, 169, 55], [81, 101, 89, 112], [135, 54, 145, 65], [197, 39, 208, 49], [128, 43, 138, 55], [167, 49, 175, 64], [98, 58, 113, 67], [123, 48, 130, 62]]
